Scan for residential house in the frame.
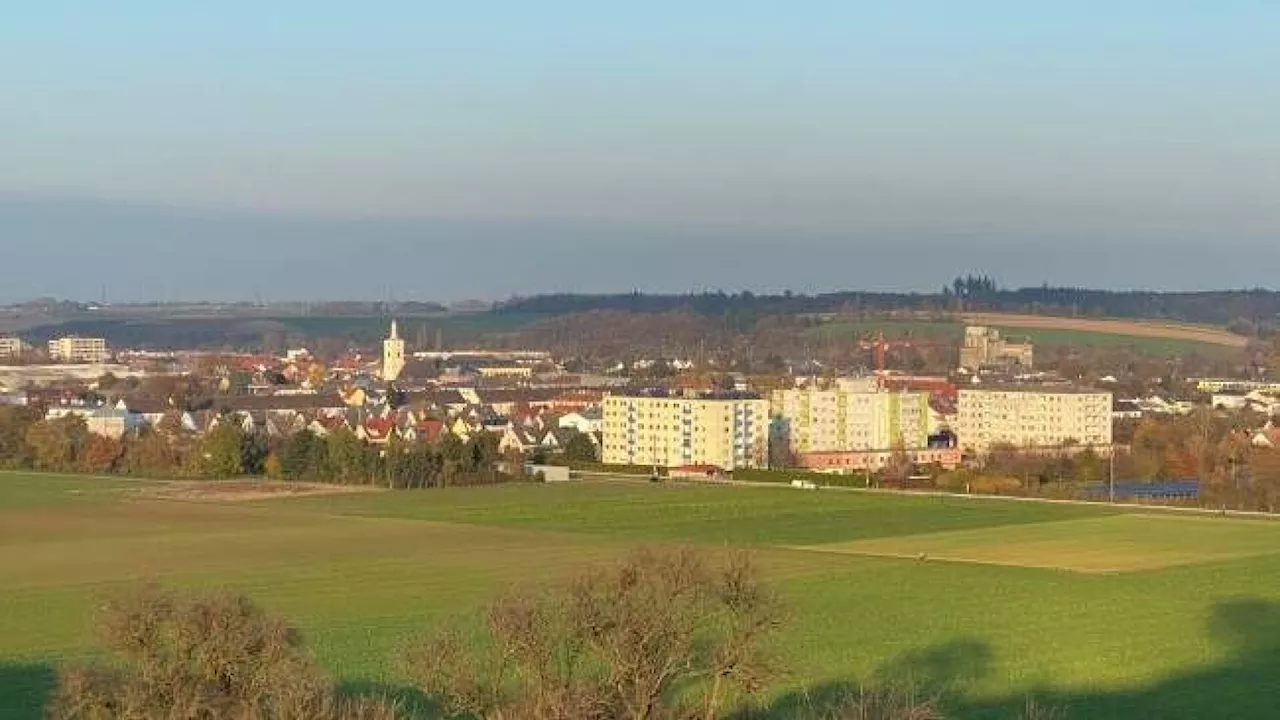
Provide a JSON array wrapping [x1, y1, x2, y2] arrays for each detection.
[[559, 407, 603, 435], [357, 417, 398, 445]]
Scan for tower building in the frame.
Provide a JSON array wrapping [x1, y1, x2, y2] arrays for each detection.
[[382, 320, 406, 381]]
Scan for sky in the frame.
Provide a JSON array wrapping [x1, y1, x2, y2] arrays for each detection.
[[2, 2, 1278, 301]]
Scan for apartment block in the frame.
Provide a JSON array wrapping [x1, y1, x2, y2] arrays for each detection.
[[0, 337, 28, 358], [955, 387, 1112, 454], [477, 366, 534, 379], [771, 378, 933, 454], [602, 391, 769, 470], [47, 336, 110, 363]]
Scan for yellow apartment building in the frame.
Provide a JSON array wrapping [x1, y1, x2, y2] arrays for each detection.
[[602, 391, 769, 470], [771, 378, 934, 455], [47, 336, 109, 363]]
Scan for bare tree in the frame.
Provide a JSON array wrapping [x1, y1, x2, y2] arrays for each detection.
[[403, 547, 784, 720], [48, 584, 399, 720]]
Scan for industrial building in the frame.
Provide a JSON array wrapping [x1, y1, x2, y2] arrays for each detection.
[[958, 326, 1034, 370]]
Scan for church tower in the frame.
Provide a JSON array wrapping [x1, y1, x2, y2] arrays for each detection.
[[382, 320, 406, 381]]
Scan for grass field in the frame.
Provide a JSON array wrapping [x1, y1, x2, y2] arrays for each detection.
[[4, 475, 1280, 718], [797, 514, 1280, 573], [806, 317, 1241, 357]]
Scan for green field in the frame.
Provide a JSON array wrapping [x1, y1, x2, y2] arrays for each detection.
[[4, 475, 1280, 718], [805, 319, 1236, 357], [798, 514, 1280, 572]]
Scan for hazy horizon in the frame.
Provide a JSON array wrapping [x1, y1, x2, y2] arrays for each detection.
[[4, 3, 1278, 301]]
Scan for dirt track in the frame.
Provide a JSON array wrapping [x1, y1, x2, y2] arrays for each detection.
[[959, 312, 1249, 348], [137, 480, 384, 502]]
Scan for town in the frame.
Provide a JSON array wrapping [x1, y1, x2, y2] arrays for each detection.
[[3, 312, 1277, 508]]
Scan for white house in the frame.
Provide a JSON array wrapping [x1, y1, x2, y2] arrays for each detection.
[[558, 408, 603, 435]]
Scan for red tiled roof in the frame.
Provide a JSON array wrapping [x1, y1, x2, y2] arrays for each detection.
[[362, 417, 396, 437]]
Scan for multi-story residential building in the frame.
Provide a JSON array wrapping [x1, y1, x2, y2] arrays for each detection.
[[602, 391, 769, 470], [47, 336, 110, 363], [958, 326, 1034, 370], [772, 378, 933, 453], [1190, 378, 1280, 394], [771, 377, 956, 471], [477, 366, 534, 379], [955, 387, 1112, 454], [0, 337, 28, 358]]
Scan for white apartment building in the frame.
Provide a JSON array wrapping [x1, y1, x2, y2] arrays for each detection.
[[955, 387, 1112, 454], [47, 336, 110, 363], [602, 392, 769, 470], [771, 378, 933, 455]]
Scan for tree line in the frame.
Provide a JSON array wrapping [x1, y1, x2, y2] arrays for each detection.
[[0, 405, 512, 489], [494, 283, 1280, 333]]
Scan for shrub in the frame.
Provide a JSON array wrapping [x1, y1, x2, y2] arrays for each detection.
[[48, 584, 400, 720], [403, 547, 784, 720]]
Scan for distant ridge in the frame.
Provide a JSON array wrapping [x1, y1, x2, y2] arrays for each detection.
[[494, 286, 1279, 331]]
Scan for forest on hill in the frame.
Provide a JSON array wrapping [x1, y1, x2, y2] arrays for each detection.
[[495, 277, 1280, 335]]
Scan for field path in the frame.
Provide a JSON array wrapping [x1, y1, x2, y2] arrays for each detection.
[[960, 312, 1249, 348]]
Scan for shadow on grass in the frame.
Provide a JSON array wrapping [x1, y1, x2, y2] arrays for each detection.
[[10, 599, 1280, 719], [957, 597, 1280, 719], [738, 638, 992, 718], [337, 678, 444, 717], [750, 598, 1280, 719], [0, 663, 56, 720]]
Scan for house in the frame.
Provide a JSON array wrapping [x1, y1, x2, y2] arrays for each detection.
[[540, 427, 577, 451], [1252, 424, 1280, 449], [46, 403, 143, 439], [1212, 393, 1250, 411], [499, 426, 544, 455], [403, 418, 445, 444], [357, 417, 398, 445], [1112, 399, 1144, 421], [448, 416, 474, 441], [499, 424, 580, 456], [558, 407, 603, 435], [308, 414, 352, 437]]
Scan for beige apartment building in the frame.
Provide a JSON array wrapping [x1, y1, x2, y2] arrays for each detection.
[[955, 387, 1112, 454], [47, 336, 110, 363], [477, 366, 534, 379], [0, 337, 28, 358], [771, 377, 933, 454], [602, 391, 769, 470]]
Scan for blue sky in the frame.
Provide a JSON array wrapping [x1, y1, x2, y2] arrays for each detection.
[[2, 2, 1278, 300]]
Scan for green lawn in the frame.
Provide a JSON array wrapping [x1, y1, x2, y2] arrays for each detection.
[[797, 514, 1280, 572], [3, 473, 1280, 718], [992, 327, 1236, 357]]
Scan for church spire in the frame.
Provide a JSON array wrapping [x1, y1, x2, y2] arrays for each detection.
[[383, 319, 406, 381]]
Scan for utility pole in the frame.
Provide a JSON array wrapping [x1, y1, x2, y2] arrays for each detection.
[[1108, 444, 1115, 503], [1231, 456, 1240, 511]]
